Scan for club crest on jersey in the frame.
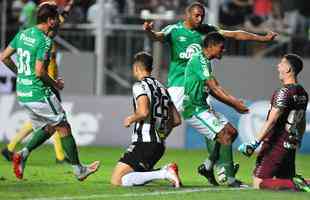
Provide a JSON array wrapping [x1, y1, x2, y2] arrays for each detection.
[[179, 43, 202, 59], [178, 36, 187, 42]]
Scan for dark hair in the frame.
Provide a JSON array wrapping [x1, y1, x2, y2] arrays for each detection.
[[133, 52, 153, 72], [284, 54, 303, 76], [37, 3, 59, 24], [203, 32, 225, 48], [186, 1, 205, 16]]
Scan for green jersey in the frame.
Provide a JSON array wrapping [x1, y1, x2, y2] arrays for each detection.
[[10, 26, 52, 102], [161, 22, 218, 87], [182, 51, 214, 119]]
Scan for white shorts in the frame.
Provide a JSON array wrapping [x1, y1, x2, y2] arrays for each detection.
[[168, 87, 184, 112], [19, 94, 67, 130], [186, 110, 228, 140]]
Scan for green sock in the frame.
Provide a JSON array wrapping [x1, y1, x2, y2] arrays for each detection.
[[205, 138, 220, 162], [217, 144, 235, 178], [26, 128, 51, 152], [60, 135, 80, 165]]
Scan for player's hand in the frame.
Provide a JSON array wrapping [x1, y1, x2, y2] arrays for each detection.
[[123, 116, 132, 128], [143, 21, 154, 32], [234, 100, 249, 114], [238, 140, 261, 157], [262, 31, 278, 42], [55, 78, 64, 90]]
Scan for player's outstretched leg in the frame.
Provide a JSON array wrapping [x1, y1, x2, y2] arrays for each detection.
[[58, 122, 100, 181], [12, 128, 51, 179], [111, 162, 182, 188], [2, 121, 33, 161]]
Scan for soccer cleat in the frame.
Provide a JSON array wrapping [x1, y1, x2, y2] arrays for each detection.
[[76, 161, 100, 181], [198, 164, 219, 186], [293, 175, 310, 192], [12, 152, 26, 179], [164, 163, 182, 188], [1, 147, 13, 161], [227, 179, 249, 188]]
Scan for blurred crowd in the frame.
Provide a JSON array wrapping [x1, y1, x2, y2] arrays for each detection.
[[218, 0, 310, 39], [4, 0, 310, 39]]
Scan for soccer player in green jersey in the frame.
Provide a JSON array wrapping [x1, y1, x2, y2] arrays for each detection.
[[143, 1, 277, 187], [0, 3, 100, 180], [183, 32, 249, 187]]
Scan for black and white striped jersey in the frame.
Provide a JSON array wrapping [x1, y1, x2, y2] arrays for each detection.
[[131, 76, 172, 143]]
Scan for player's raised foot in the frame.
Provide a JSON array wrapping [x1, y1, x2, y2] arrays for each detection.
[[293, 175, 310, 192], [12, 152, 27, 179], [197, 164, 219, 186], [163, 163, 182, 188], [1, 147, 13, 161], [227, 179, 249, 188], [76, 161, 100, 181]]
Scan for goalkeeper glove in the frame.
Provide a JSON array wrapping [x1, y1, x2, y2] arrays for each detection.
[[238, 140, 261, 157]]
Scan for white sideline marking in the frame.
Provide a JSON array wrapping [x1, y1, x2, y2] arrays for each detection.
[[27, 187, 254, 200]]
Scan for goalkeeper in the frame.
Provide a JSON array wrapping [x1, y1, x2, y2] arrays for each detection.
[[239, 54, 310, 192]]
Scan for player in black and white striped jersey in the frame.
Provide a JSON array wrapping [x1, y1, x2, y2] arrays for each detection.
[[111, 52, 182, 187]]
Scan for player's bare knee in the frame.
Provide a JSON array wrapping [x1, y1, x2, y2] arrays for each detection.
[[43, 125, 56, 135], [55, 121, 72, 137], [253, 176, 263, 189], [110, 172, 123, 186]]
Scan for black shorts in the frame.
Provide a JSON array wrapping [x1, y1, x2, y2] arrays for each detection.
[[119, 142, 165, 172]]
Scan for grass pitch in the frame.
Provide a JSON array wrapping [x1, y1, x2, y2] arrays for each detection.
[[0, 144, 309, 200]]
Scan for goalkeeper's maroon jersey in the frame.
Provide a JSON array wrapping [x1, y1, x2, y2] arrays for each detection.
[[266, 83, 308, 141]]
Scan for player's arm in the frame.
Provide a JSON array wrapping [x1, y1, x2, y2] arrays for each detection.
[[0, 46, 18, 74], [169, 102, 182, 128], [143, 21, 165, 42], [206, 78, 249, 114], [124, 95, 150, 128], [219, 29, 278, 42], [257, 107, 283, 141], [35, 60, 63, 90]]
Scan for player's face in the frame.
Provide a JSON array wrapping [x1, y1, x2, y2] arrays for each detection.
[[47, 16, 60, 38], [187, 7, 204, 28], [277, 58, 290, 81], [212, 43, 225, 59]]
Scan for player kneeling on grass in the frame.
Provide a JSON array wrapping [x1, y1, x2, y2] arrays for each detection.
[[111, 52, 182, 187], [0, 3, 100, 181], [238, 54, 310, 192]]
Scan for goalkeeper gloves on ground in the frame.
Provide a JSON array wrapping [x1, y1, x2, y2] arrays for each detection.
[[238, 140, 261, 157]]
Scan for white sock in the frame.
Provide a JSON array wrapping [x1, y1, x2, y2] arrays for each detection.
[[227, 177, 236, 184], [121, 170, 167, 186], [20, 148, 29, 158], [72, 164, 83, 175], [204, 159, 214, 170]]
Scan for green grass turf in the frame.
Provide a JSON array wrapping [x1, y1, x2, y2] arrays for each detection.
[[0, 143, 309, 200]]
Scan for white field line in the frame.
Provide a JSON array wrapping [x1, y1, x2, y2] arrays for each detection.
[[27, 187, 254, 200]]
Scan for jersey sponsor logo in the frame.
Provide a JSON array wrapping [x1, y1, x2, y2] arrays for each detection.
[[179, 43, 202, 59], [20, 33, 36, 46], [17, 77, 33, 85], [17, 91, 33, 97], [178, 36, 187, 42]]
